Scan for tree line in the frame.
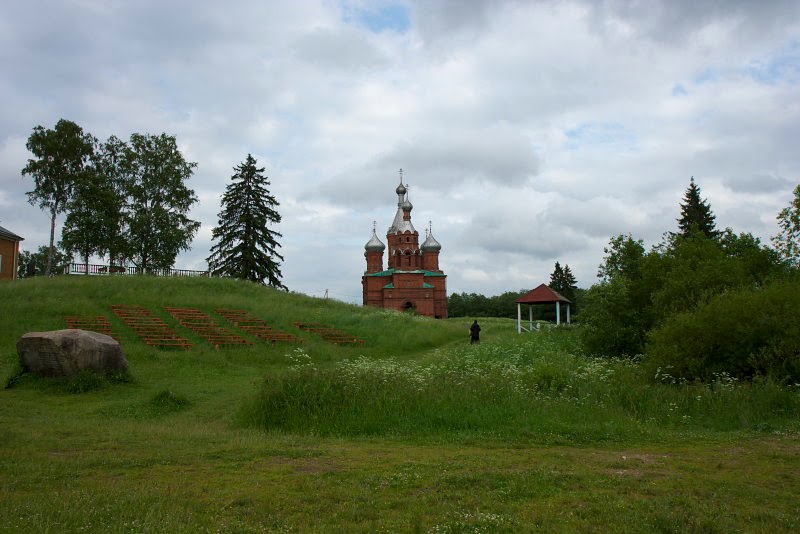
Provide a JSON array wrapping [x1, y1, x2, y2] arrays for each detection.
[[580, 176, 800, 382], [448, 261, 582, 319], [20, 119, 286, 287], [22, 119, 199, 275]]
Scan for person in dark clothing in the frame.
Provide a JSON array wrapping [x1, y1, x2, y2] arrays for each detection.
[[469, 320, 481, 344]]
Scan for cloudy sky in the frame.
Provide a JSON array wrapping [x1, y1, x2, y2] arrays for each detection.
[[1, 0, 799, 301]]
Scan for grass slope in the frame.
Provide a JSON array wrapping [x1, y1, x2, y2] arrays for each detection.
[[0, 276, 799, 532]]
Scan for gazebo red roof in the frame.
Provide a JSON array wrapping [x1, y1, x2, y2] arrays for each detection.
[[516, 283, 571, 304]]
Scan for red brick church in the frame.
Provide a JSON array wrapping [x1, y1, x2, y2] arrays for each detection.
[[362, 174, 447, 318]]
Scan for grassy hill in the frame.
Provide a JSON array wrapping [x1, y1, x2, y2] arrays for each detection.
[[1, 276, 799, 532]]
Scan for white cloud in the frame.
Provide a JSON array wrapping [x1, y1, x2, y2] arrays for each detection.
[[1, 0, 798, 301]]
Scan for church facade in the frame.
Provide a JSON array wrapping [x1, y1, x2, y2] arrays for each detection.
[[361, 176, 447, 318]]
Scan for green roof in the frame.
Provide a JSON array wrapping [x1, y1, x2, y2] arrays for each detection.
[[383, 282, 435, 289], [366, 268, 445, 278]]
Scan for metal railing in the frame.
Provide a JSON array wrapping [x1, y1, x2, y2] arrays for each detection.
[[65, 263, 209, 277]]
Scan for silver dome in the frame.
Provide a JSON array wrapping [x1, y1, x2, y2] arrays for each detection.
[[421, 232, 441, 252], [364, 230, 386, 252]]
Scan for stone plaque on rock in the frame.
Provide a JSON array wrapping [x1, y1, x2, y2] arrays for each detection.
[[17, 329, 128, 377]]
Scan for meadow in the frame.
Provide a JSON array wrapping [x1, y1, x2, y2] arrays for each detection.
[[1, 276, 798, 532]]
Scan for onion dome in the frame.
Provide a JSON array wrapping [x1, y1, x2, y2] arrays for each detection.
[[396, 168, 407, 196], [400, 198, 413, 211], [364, 229, 385, 252], [421, 231, 441, 252]]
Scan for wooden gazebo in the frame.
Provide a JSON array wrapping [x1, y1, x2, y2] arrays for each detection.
[[515, 283, 571, 333]]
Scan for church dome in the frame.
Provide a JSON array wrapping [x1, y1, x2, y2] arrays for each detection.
[[364, 229, 385, 252], [396, 182, 407, 196], [421, 232, 441, 252], [400, 199, 413, 211]]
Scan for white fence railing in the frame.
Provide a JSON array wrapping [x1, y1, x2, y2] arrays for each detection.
[[65, 263, 209, 277]]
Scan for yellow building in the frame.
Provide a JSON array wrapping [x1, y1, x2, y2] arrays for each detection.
[[0, 225, 23, 280]]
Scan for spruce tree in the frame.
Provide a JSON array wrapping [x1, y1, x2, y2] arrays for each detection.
[[551, 262, 577, 300], [207, 154, 286, 288], [549, 261, 564, 292], [561, 264, 578, 303], [677, 176, 718, 239]]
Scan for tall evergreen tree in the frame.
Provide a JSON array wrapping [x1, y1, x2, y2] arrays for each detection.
[[549, 261, 565, 291], [123, 133, 200, 271], [550, 261, 577, 301], [772, 183, 800, 267], [207, 154, 286, 288], [561, 264, 578, 303], [22, 119, 95, 275], [677, 176, 718, 239]]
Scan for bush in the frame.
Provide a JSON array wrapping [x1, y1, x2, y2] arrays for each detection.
[[581, 232, 785, 358], [579, 277, 648, 357], [645, 278, 800, 382]]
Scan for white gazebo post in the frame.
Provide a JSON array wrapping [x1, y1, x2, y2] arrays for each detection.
[[517, 302, 521, 333], [529, 305, 533, 332], [556, 301, 561, 325], [567, 303, 571, 324]]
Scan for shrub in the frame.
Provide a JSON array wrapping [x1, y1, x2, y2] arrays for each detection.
[[579, 278, 648, 357], [581, 231, 784, 358], [645, 278, 800, 382]]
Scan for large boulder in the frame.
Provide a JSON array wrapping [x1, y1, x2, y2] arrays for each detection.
[[17, 329, 128, 377]]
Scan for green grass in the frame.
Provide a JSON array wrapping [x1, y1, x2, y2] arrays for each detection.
[[1, 275, 799, 532], [240, 329, 800, 442]]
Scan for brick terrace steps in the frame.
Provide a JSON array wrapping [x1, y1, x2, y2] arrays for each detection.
[[215, 309, 302, 345], [65, 316, 119, 340], [294, 322, 365, 345], [165, 307, 253, 348], [110, 305, 192, 349]]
